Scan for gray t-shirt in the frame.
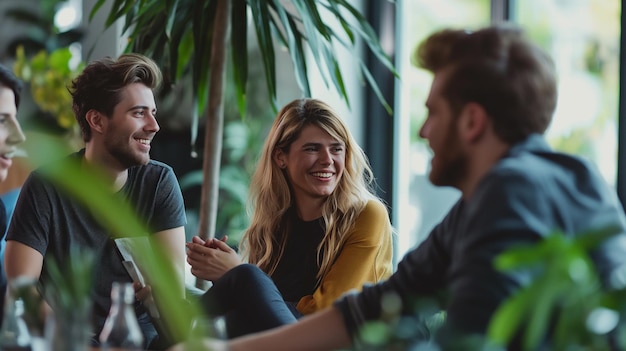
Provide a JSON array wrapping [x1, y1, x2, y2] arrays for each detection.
[[6, 149, 186, 340]]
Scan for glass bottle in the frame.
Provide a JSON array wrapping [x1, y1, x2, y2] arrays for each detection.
[[0, 292, 32, 351], [98, 282, 144, 351]]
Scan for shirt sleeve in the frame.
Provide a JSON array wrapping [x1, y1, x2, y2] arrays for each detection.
[[333, 201, 463, 341], [149, 167, 187, 232], [296, 200, 394, 314]]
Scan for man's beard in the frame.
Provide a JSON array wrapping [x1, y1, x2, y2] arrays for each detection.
[[105, 135, 150, 169], [429, 122, 467, 188]]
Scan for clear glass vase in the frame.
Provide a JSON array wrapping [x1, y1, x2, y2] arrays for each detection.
[[98, 282, 143, 351], [45, 308, 92, 351]]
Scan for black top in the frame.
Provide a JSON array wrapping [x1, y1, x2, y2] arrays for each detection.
[[271, 214, 325, 303]]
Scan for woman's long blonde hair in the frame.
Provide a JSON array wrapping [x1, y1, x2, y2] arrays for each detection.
[[240, 98, 381, 281]]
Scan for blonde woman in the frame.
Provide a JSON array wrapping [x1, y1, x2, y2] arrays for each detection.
[[186, 98, 393, 337]]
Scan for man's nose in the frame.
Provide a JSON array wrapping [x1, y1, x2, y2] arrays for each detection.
[[419, 119, 430, 139], [145, 113, 160, 133]]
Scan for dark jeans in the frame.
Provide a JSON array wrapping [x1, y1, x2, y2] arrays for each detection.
[[201, 264, 299, 338]]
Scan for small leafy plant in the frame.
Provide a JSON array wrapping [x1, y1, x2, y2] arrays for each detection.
[[352, 227, 626, 350], [13, 46, 84, 137], [489, 226, 626, 350]]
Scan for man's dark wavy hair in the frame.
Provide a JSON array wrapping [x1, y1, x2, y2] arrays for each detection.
[[415, 23, 557, 143]]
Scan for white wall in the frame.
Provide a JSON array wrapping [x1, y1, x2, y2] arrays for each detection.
[[81, 0, 125, 62], [306, 1, 365, 145]]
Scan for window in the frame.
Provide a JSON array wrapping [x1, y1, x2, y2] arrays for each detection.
[[516, 0, 620, 186], [394, 0, 621, 259], [395, 0, 490, 259]]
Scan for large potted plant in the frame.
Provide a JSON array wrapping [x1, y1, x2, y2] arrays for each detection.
[[90, 0, 397, 248]]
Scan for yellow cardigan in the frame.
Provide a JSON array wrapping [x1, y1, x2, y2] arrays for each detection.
[[295, 199, 394, 315]]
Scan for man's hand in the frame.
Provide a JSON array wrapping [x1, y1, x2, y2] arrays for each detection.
[[133, 282, 160, 318]]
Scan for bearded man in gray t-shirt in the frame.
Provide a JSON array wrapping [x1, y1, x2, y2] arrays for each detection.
[[5, 53, 186, 350]]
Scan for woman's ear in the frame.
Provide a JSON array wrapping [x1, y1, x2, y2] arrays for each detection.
[[85, 110, 105, 135], [273, 148, 287, 169]]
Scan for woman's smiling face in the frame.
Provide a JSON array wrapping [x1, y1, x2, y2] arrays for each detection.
[[275, 124, 346, 204]]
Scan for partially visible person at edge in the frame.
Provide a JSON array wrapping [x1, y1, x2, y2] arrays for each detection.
[[0, 64, 26, 327], [169, 23, 626, 351], [185, 98, 394, 337], [4, 54, 186, 349]]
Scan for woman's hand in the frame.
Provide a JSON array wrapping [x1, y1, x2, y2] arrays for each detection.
[[186, 235, 242, 281]]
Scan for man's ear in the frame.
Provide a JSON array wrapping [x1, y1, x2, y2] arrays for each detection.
[[458, 102, 489, 142], [85, 110, 104, 134]]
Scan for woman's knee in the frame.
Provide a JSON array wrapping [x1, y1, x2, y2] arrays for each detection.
[[200, 264, 268, 312], [226, 264, 271, 287]]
